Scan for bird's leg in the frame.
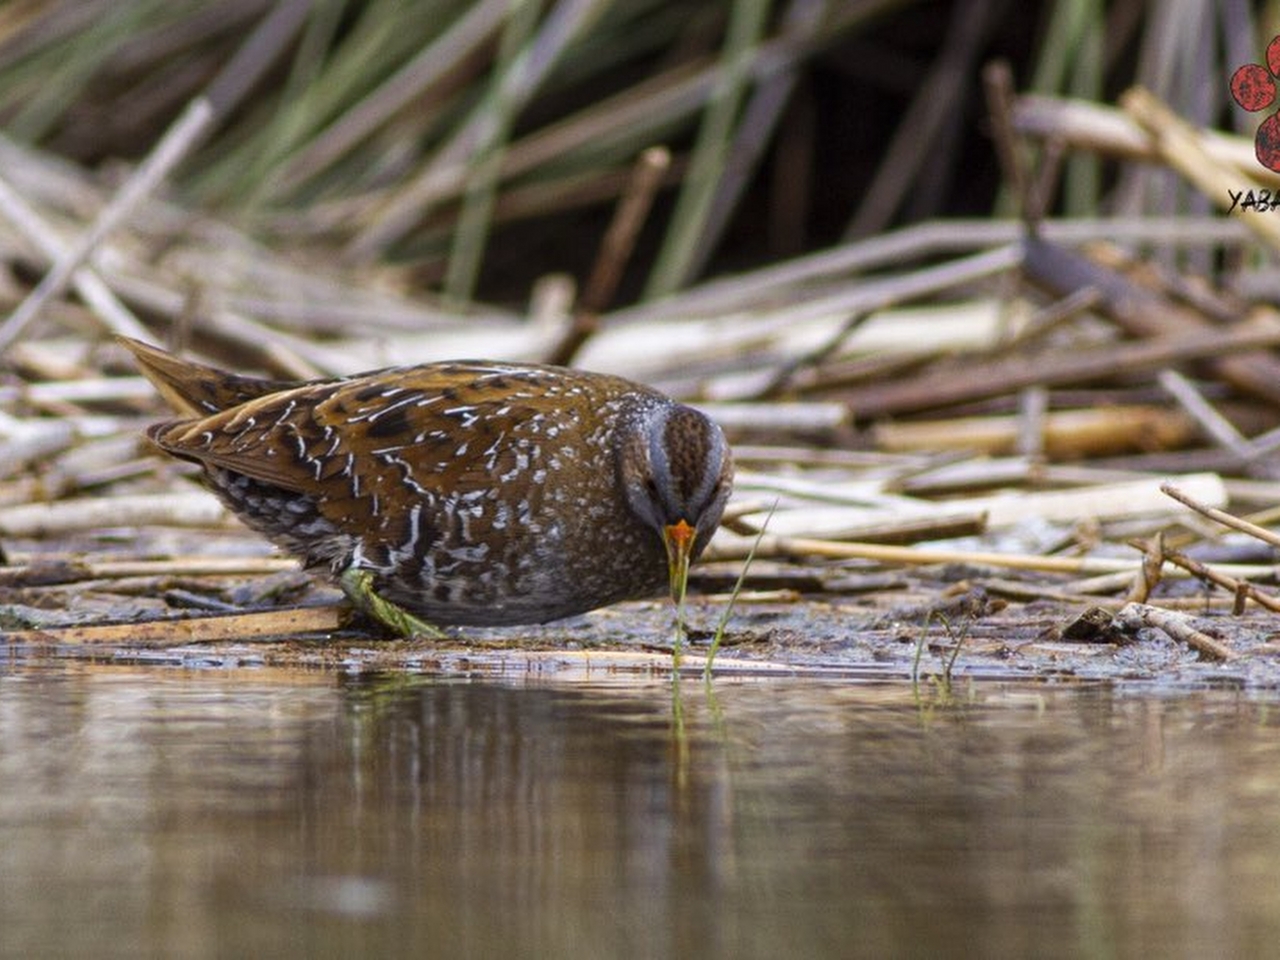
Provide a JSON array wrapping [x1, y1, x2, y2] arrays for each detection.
[[340, 566, 444, 639]]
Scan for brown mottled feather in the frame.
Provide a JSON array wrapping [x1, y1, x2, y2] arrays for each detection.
[[119, 337, 733, 627]]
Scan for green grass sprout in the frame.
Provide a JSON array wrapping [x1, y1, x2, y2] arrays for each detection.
[[703, 499, 777, 681]]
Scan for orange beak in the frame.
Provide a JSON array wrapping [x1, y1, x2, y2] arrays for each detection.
[[662, 518, 695, 604]]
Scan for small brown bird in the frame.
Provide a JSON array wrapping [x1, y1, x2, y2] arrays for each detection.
[[120, 337, 733, 636]]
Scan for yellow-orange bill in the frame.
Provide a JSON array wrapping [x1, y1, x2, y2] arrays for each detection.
[[662, 519, 694, 604]]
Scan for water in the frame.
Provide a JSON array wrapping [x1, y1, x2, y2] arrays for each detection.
[[2, 663, 1279, 959]]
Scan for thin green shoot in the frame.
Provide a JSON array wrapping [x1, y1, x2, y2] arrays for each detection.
[[671, 563, 688, 671], [703, 498, 776, 681]]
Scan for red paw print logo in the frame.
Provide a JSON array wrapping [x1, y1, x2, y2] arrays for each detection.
[[1231, 35, 1280, 172]]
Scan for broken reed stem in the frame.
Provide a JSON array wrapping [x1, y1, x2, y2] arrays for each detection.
[[0, 605, 345, 647], [1161, 549, 1280, 614], [1157, 369, 1252, 458], [708, 533, 1278, 580], [1160, 481, 1280, 549], [1120, 86, 1280, 252], [0, 556, 297, 586], [1115, 602, 1238, 662], [547, 146, 671, 365], [981, 59, 1030, 219], [0, 174, 151, 342], [0, 98, 216, 355], [0, 492, 230, 537], [1124, 533, 1166, 604]]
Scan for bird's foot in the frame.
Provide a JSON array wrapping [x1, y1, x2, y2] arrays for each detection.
[[340, 566, 445, 639]]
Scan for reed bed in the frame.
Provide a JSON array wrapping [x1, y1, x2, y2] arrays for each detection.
[[4, 1, 1280, 680]]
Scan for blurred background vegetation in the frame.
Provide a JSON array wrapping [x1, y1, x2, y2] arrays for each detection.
[[0, 0, 1273, 310]]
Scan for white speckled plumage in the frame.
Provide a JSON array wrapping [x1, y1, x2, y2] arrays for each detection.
[[120, 338, 733, 627]]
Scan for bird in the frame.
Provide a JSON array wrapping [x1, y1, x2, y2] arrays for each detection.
[[118, 337, 733, 636]]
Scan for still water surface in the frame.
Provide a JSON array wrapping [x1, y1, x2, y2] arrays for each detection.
[[1, 662, 1279, 959]]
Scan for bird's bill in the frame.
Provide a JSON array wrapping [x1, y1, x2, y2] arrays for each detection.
[[662, 519, 695, 604]]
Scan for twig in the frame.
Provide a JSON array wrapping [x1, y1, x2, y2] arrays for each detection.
[[1012, 93, 1275, 183], [706, 532, 1279, 579], [698, 400, 849, 433], [755, 310, 873, 399], [1115, 602, 1238, 662], [547, 146, 671, 365], [1124, 534, 1165, 604], [982, 60, 1030, 220], [1160, 481, 1280, 549], [1162, 548, 1280, 614]]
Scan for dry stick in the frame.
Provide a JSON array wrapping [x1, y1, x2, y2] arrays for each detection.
[[1011, 93, 1278, 184], [0, 98, 215, 355], [876, 406, 1194, 459], [0, 176, 151, 341], [1162, 548, 1280, 614], [1120, 85, 1280, 252], [1157, 369, 1253, 459], [0, 0, 312, 358], [1234, 582, 1250, 617], [1023, 236, 1280, 407], [0, 0, 311, 356], [1115, 602, 1238, 662], [1025, 136, 1068, 225], [0, 606, 346, 647], [0, 492, 230, 537], [841, 316, 1280, 419], [1124, 534, 1165, 604], [1000, 285, 1101, 350], [755, 310, 873, 399], [982, 60, 1030, 219], [547, 147, 671, 366], [707, 534, 1277, 579], [1160, 481, 1280, 549], [610, 217, 1247, 329], [1016, 385, 1048, 458], [0, 556, 298, 587], [0, 377, 155, 406]]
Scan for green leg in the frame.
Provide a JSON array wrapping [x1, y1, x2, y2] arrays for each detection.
[[340, 566, 445, 639]]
